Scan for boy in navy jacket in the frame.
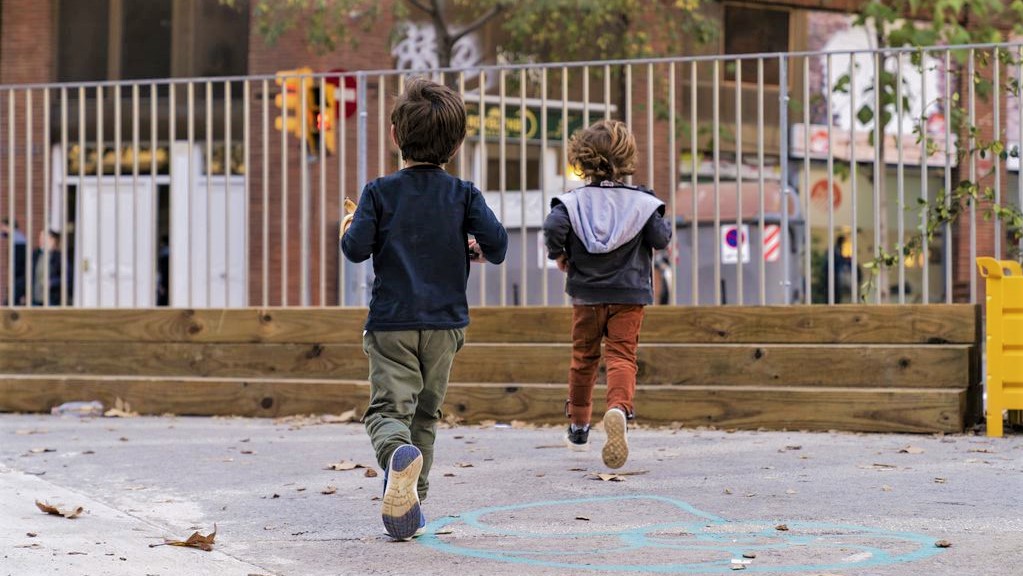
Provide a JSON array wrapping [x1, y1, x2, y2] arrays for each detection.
[[342, 78, 507, 540]]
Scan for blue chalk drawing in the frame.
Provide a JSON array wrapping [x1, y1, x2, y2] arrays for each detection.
[[417, 495, 945, 574]]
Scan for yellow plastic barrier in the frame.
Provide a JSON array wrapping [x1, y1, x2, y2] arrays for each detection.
[[977, 257, 1023, 437]]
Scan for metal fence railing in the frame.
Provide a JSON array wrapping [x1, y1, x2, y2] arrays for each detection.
[[1, 43, 1021, 308]]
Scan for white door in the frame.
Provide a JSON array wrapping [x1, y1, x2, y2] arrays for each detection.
[[75, 178, 156, 307], [169, 143, 247, 307]]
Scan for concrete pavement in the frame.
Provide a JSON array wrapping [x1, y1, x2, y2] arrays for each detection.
[[1, 413, 1021, 576]]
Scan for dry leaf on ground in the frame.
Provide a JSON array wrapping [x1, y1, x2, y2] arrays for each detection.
[[321, 486, 337, 495], [935, 539, 952, 548], [325, 461, 374, 472], [35, 500, 84, 519], [898, 446, 924, 454], [455, 462, 474, 468], [364, 468, 378, 478], [593, 473, 624, 482], [775, 524, 789, 531], [149, 525, 217, 552], [104, 398, 138, 418]]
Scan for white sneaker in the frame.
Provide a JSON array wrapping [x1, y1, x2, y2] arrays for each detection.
[[602, 408, 629, 469]]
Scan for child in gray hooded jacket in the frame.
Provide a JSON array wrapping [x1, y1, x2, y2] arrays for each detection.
[[542, 119, 672, 469]]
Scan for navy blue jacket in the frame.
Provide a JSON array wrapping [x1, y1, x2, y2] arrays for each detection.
[[342, 165, 507, 331]]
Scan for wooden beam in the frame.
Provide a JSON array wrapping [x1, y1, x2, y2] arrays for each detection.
[[0, 342, 973, 388], [0, 377, 963, 433]]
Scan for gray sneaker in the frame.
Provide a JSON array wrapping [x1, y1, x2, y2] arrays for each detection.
[[602, 408, 629, 469], [565, 424, 590, 449]]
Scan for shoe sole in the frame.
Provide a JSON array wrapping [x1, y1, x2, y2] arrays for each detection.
[[382, 445, 423, 541], [602, 410, 628, 469], [564, 435, 590, 452]]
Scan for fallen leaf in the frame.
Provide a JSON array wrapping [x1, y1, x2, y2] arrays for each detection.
[[593, 473, 624, 482], [775, 524, 789, 531], [780, 445, 802, 452], [569, 467, 587, 472], [443, 472, 456, 477], [321, 486, 337, 495], [150, 525, 217, 551], [435, 528, 454, 535], [325, 461, 374, 471], [35, 500, 84, 519], [28, 448, 56, 454], [455, 462, 474, 468], [104, 397, 138, 418], [785, 489, 797, 495], [26, 532, 37, 537], [935, 539, 952, 548], [858, 463, 898, 470], [575, 516, 590, 521], [613, 470, 649, 476], [898, 446, 924, 454], [364, 468, 378, 478], [934, 477, 947, 484], [742, 552, 756, 559], [968, 448, 994, 454], [67, 551, 87, 555], [240, 450, 256, 455], [723, 488, 733, 495], [882, 484, 893, 492]]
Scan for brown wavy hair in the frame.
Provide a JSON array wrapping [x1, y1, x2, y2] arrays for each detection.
[[391, 77, 466, 165], [567, 119, 637, 183]]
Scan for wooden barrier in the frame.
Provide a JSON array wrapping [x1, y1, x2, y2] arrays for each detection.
[[0, 305, 982, 433]]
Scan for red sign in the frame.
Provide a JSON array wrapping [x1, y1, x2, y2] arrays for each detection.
[[810, 178, 842, 210], [326, 68, 357, 119]]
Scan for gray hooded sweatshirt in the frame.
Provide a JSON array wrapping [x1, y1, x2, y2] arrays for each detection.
[[543, 182, 672, 304]]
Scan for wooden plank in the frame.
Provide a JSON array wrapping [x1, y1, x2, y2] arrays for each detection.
[[0, 341, 973, 389], [441, 383, 966, 433], [0, 308, 368, 344], [0, 377, 964, 433], [467, 305, 980, 344], [0, 375, 370, 418]]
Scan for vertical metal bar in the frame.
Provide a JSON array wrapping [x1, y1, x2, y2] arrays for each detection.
[[583, 65, 590, 128], [561, 67, 568, 306], [77, 87, 86, 307], [225, 81, 233, 307], [339, 75, 349, 306], [735, 59, 744, 305], [690, 61, 699, 305], [604, 64, 611, 122], [895, 53, 905, 304], [713, 60, 721, 305], [920, 52, 929, 303], [26, 90, 34, 307], [757, 58, 766, 305], [540, 68, 549, 306], [499, 68, 507, 306], [779, 55, 791, 306], [7, 91, 14, 305], [826, 54, 835, 304], [169, 83, 177, 306], [993, 48, 1001, 258], [280, 75, 289, 306], [457, 72, 466, 178], [668, 61, 677, 305], [188, 82, 196, 307], [356, 72, 369, 307], [873, 52, 883, 304], [519, 68, 527, 306], [150, 83, 158, 308], [262, 78, 269, 307], [478, 70, 487, 305], [804, 57, 813, 304], [114, 85, 123, 307], [378, 74, 386, 177], [42, 89, 51, 306], [206, 81, 214, 307], [300, 75, 310, 306], [319, 76, 327, 306], [96, 86, 104, 307], [60, 87, 69, 306], [647, 63, 654, 194], [243, 80, 251, 308], [0, 91, 5, 306], [945, 50, 953, 303], [625, 64, 633, 185], [849, 53, 859, 303], [1018, 47, 1023, 259], [132, 84, 140, 307], [968, 49, 977, 303]]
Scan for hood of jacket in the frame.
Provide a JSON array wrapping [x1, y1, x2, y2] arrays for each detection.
[[554, 183, 664, 254]]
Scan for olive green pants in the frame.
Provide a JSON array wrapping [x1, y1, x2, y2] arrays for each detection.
[[362, 328, 465, 501]]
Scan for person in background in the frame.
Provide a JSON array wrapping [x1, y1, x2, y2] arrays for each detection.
[[1, 218, 28, 305], [31, 230, 63, 306]]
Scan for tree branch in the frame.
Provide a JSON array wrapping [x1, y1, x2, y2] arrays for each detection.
[[451, 4, 503, 43], [405, 0, 433, 16]]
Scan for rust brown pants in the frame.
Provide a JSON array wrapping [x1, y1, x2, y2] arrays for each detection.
[[567, 304, 644, 426]]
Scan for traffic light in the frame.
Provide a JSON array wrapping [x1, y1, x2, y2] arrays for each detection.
[[274, 67, 319, 154], [316, 81, 337, 156]]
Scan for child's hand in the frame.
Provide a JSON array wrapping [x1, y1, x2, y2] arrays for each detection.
[[556, 254, 569, 272], [339, 213, 354, 239], [468, 239, 484, 263]]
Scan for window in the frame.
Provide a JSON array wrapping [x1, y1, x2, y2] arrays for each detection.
[[723, 4, 789, 85], [57, 0, 249, 82]]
